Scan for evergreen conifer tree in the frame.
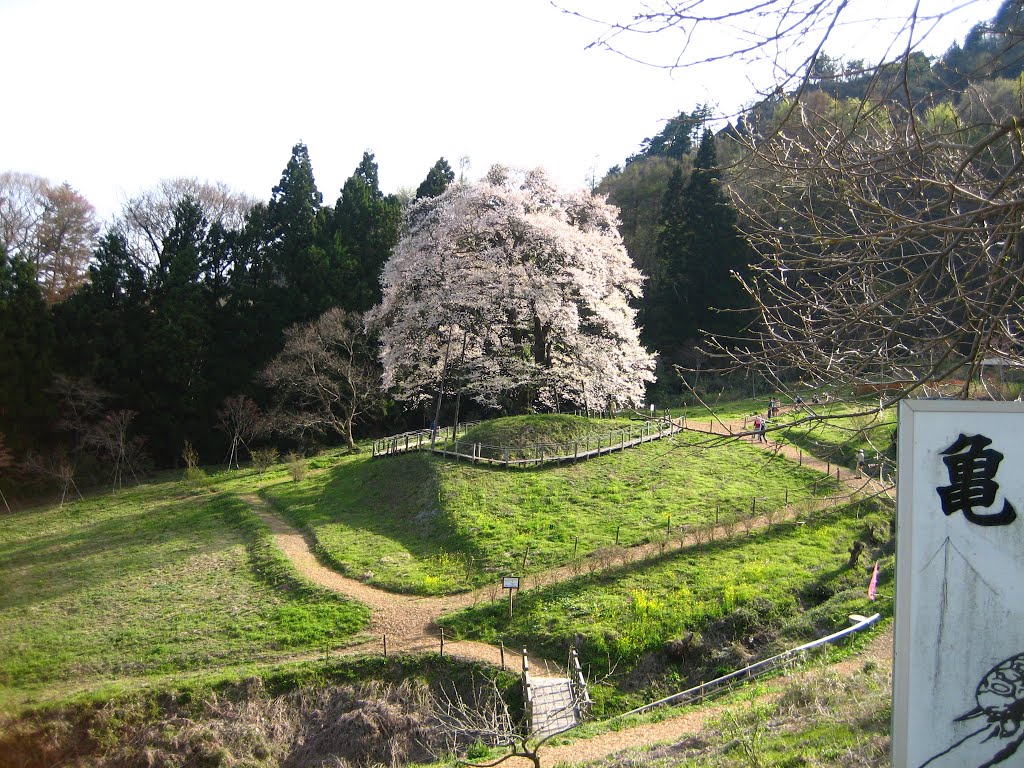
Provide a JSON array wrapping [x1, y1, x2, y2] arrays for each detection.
[[0, 244, 54, 449], [329, 151, 401, 311], [415, 157, 455, 200]]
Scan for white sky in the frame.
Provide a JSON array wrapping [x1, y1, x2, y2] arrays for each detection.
[[0, 0, 1003, 221]]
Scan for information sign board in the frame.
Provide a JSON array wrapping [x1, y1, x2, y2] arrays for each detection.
[[894, 400, 1024, 767], [503, 576, 520, 590]]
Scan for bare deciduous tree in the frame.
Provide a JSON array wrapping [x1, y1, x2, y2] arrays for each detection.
[[216, 395, 264, 469], [0, 173, 99, 303], [565, 1, 1024, 403], [118, 177, 255, 274], [49, 375, 109, 451], [722, 83, 1024, 402], [261, 308, 384, 451], [428, 674, 586, 768], [22, 448, 83, 509], [85, 409, 146, 490]]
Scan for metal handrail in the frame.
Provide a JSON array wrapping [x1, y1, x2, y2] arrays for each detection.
[[617, 613, 882, 719]]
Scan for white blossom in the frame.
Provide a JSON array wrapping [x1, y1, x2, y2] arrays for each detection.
[[366, 167, 656, 411]]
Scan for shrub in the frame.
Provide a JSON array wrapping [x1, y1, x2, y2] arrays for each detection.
[[286, 452, 307, 482], [251, 448, 280, 474]]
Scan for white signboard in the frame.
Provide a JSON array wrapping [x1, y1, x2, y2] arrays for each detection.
[[502, 577, 520, 590], [894, 401, 1024, 768]]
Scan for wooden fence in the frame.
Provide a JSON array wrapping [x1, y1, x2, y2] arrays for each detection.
[[373, 417, 684, 467]]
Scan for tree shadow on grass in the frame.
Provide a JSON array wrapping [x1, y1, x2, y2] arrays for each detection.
[[264, 452, 489, 594], [0, 493, 244, 611]]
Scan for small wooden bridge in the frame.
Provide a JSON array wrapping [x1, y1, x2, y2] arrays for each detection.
[[523, 647, 591, 739], [372, 416, 684, 467]]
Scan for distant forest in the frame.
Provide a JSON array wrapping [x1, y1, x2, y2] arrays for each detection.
[[2, 0, 1021, 489]]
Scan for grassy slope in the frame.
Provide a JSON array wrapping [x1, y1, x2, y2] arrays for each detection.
[[264, 423, 837, 595], [773, 401, 897, 467], [441, 497, 893, 703], [0, 468, 369, 711]]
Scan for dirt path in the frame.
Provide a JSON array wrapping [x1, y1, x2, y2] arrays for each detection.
[[239, 416, 894, 764], [504, 624, 894, 767], [242, 413, 893, 674], [241, 494, 555, 673]]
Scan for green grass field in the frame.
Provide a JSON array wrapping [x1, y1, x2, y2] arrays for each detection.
[[0, 405, 894, 768], [264, 423, 837, 595], [0, 470, 370, 710], [770, 401, 897, 468], [440, 496, 892, 698]]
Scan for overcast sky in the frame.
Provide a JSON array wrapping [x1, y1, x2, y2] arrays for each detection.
[[1, 0, 1003, 221]]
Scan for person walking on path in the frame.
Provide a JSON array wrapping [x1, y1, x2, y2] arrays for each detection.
[[855, 448, 866, 477], [754, 414, 767, 443]]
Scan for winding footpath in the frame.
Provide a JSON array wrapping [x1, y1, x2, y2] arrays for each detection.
[[241, 493, 556, 674], [239, 411, 894, 764]]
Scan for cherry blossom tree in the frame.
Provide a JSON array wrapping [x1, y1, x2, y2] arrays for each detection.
[[366, 166, 656, 413]]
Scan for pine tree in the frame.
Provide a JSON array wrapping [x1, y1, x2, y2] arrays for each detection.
[[644, 130, 752, 363], [683, 130, 753, 345], [642, 166, 693, 359], [328, 151, 401, 311], [0, 244, 54, 449], [415, 157, 455, 200], [234, 143, 331, 367], [139, 198, 217, 461]]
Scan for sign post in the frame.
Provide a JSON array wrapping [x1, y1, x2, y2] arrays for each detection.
[[503, 576, 520, 618], [894, 400, 1024, 767]]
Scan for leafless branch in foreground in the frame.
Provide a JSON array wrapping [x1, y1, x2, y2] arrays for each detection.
[[427, 672, 590, 768]]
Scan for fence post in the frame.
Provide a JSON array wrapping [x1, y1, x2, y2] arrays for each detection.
[[440, 627, 445, 657], [751, 497, 757, 516], [785, 488, 789, 505], [500, 641, 505, 670], [615, 524, 621, 546], [573, 536, 578, 558], [384, 634, 388, 658]]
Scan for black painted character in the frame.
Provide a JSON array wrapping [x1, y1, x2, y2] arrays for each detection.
[[921, 652, 1024, 767], [937, 434, 1017, 526]]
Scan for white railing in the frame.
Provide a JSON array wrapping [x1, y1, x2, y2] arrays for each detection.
[[617, 613, 882, 719]]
